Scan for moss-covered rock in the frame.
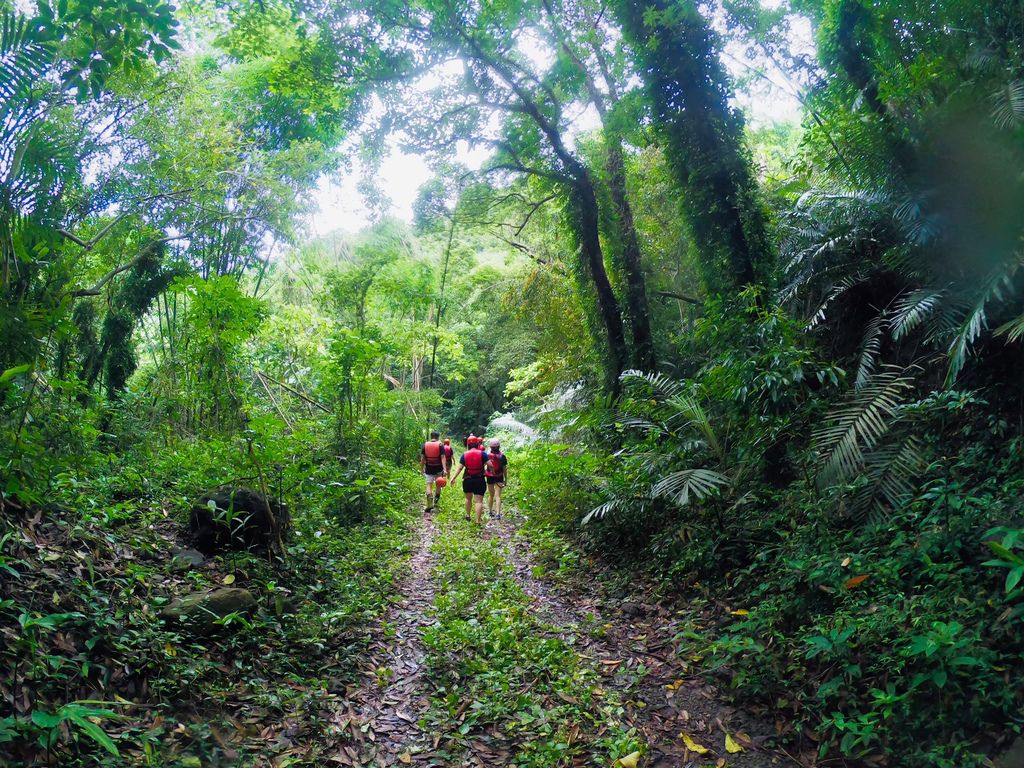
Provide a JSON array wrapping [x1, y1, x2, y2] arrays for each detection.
[[159, 588, 256, 634]]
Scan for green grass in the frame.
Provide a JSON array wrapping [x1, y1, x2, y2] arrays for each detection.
[[421, 506, 642, 767]]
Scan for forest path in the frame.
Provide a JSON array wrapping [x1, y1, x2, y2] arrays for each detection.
[[489, 513, 786, 768], [336, 512, 438, 766], [336, 505, 787, 767]]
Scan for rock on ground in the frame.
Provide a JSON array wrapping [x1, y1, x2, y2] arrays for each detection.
[[159, 587, 257, 634], [189, 487, 289, 555]]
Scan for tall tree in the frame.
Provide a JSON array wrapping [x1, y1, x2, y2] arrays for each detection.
[[370, 0, 631, 388], [540, 0, 656, 371], [613, 0, 773, 296]]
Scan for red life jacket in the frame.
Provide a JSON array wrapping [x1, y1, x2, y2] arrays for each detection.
[[486, 451, 504, 477], [423, 441, 443, 470], [443, 444, 454, 461], [463, 448, 486, 477]]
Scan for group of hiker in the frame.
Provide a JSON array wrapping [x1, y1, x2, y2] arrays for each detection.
[[420, 431, 509, 524]]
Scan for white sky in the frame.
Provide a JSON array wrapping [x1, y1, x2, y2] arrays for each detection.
[[307, 10, 810, 236]]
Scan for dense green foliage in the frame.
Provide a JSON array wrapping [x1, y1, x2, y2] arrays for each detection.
[[3, 0, 1024, 765]]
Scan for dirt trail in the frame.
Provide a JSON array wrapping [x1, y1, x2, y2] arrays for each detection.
[[332, 506, 793, 768], [334, 513, 438, 767], [490, 514, 791, 768]]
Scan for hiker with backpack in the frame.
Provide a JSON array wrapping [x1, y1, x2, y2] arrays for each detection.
[[485, 438, 508, 519], [450, 435, 488, 524], [420, 430, 448, 512]]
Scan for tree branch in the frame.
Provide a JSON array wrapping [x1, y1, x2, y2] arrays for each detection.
[[656, 290, 704, 306], [69, 233, 184, 297], [257, 371, 333, 414]]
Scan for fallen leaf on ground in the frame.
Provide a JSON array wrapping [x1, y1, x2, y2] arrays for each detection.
[[844, 574, 869, 589], [223, 574, 236, 585], [615, 751, 641, 768], [725, 732, 744, 753], [398, 752, 412, 764], [681, 732, 709, 754]]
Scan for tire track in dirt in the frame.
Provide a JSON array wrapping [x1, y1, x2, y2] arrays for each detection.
[[488, 514, 794, 768], [331, 512, 438, 767]]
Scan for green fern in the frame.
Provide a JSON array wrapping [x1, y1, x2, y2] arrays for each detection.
[[650, 467, 730, 507], [813, 367, 915, 488], [944, 259, 1021, 387], [890, 288, 945, 341]]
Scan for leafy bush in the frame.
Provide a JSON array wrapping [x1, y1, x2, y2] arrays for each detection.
[[514, 442, 600, 534]]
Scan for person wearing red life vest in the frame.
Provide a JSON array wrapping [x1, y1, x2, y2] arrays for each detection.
[[434, 437, 455, 507], [450, 435, 489, 524], [485, 437, 509, 519], [442, 438, 454, 477], [420, 430, 448, 513]]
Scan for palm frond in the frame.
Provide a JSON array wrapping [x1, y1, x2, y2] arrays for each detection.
[[890, 288, 945, 341], [853, 435, 927, 518], [808, 275, 866, 328], [619, 370, 723, 458], [855, 313, 884, 389], [1, 11, 53, 106], [582, 496, 651, 525], [663, 393, 721, 458], [995, 312, 1024, 343], [945, 260, 1021, 386], [617, 415, 666, 436], [893, 194, 943, 246], [991, 81, 1024, 130], [650, 467, 730, 507], [968, 45, 999, 73], [813, 367, 915, 488], [620, 369, 686, 400]]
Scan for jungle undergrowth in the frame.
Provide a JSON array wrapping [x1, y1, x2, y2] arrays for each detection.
[[0, 420, 421, 767]]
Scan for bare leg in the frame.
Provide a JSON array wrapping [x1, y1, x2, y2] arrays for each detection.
[[487, 484, 496, 514], [474, 494, 484, 524], [464, 492, 472, 519], [493, 483, 503, 517], [425, 480, 434, 511]]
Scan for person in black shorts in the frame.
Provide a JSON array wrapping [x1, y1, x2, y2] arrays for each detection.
[[484, 438, 508, 519], [450, 435, 488, 524]]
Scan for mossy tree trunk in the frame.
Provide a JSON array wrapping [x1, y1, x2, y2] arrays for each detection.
[[613, 0, 773, 296]]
